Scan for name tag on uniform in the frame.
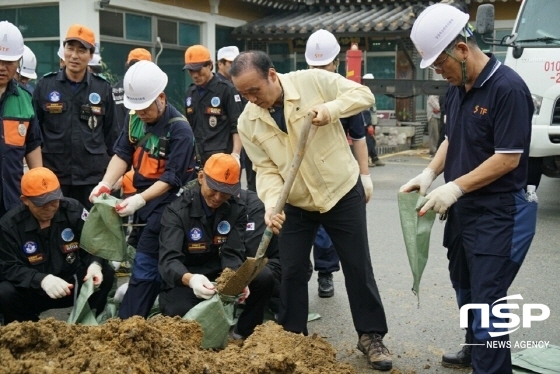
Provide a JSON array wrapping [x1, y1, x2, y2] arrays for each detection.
[[186, 108, 194, 114], [188, 243, 207, 252], [205, 107, 222, 115], [28, 254, 45, 265], [90, 106, 104, 115], [44, 102, 65, 114], [62, 241, 79, 254], [213, 235, 227, 244]]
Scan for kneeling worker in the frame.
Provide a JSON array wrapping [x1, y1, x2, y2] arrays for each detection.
[[0, 167, 114, 324], [158, 153, 284, 338]]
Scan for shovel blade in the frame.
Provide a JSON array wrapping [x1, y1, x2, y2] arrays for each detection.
[[219, 257, 268, 296]]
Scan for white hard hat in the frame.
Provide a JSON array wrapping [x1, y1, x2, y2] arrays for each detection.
[[411, 3, 470, 69], [17, 45, 37, 79], [363, 73, 374, 79], [0, 21, 24, 61], [123, 60, 168, 110], [57, 42, 64, 60], [305, 29, 340, 66], [89, 54, 102, 66], [217, 46, 239, 62]]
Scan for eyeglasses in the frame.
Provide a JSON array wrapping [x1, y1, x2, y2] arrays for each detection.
[[429, 53, 450, 71]]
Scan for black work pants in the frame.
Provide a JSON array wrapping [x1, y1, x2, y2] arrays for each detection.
[[159, 266, 274, 337], [366, 134, 380, 161], [60, 184, 96, 210], [0, 263, 114, 324], [277, 178, 388, 337]]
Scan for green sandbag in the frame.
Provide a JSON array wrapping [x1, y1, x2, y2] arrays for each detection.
[[397, 192, 437, 306], [68, 278, 99, 326], [512, 345, 560, 373], [184, 292, 237, 349], [80, 193, 127, 261]]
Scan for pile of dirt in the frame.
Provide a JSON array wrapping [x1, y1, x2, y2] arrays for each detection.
[[0, 317, 356, 374]]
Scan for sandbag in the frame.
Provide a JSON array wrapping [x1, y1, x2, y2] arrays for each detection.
[[80, 194, 127, 261], [184, 292, 236, 349], [397, 192, 436, 306]]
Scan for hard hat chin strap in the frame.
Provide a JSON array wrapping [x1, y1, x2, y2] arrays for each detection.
[[448, 52, 469, 87]]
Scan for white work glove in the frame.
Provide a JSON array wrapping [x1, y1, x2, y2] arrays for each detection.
[[114, 282, 129, 303], [115, 194, 146, 217], [89, 181, 112, 202], [188, 274, 216, 299], [231, 152, 241, 167], [83, 262, 103, 287], [41, 274, 73, 299], [399, 167, 437, 196], [237, 286, 250, 303], [360, 174, 373, 203], [419, 181, 464, 215]]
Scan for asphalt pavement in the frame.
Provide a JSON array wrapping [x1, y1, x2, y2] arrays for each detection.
[[40, 148, 560, 373], [307, 149, 560, 373]]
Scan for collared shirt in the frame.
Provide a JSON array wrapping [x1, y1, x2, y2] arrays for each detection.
[[238, 69, 374, 212], [32, 68, 119, 186], [0, 198, 100, 289], [445, 54, 533, 194], [0, 79, 42, 213], [158, 184, 247, 288]]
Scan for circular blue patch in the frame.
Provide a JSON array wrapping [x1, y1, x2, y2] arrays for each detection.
[[217, 220, 231, 235], [23, 241, 37, 254], [89, 92, 101, 104], [49, 91, 60, 102], [186, 97, 192, 107], [61, 228, 75, 242], [210, 96, 220, 107], [190, 227, 202, 241]]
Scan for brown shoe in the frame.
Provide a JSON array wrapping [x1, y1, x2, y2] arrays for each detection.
[[357, 333, 392, 371]]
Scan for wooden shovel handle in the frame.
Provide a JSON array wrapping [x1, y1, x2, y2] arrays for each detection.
[[255, 112, 317, 259]]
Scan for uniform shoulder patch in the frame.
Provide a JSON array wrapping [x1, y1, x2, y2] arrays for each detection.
[[42, 71, 59, 78]]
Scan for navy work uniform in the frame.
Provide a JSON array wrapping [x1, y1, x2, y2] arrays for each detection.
[[0, 80, 42, 216], [312, 113, 366, 278], [0, 198, 114, 324], [159, 185, 274, 337], [114, 104, 196, 319], [443, 55, 537, 373], [185, 74, 244, 165], [32, 69, 119, 209]]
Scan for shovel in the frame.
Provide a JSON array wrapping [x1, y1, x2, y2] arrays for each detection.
[[220, 112, 317, 296]]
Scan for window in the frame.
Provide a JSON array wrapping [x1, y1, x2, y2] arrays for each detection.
[[126, 14, 152, 42], [158, 20, 177, 45], [157, 49, 188, 110], [100, 10, 124, 38], [215, 26, 243, 51], [179, 22, 200, 47], [24, 41, 60, 81], [0, 6, 59, 38], [365, 55, 396, 110]]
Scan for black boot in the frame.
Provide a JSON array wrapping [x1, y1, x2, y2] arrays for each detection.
[[442, 345, 472, 368], [317, 273, 334, 298]]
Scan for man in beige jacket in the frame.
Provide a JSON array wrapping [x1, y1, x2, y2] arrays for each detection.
[[231, 51, 392, 371]]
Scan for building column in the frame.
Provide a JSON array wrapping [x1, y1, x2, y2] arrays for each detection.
[[59, 0, 101, 52], [203, 20, 217, 61]]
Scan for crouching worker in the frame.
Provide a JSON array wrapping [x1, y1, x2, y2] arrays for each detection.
[[158, 153, 284, 339], [0, 167, 114, 324]]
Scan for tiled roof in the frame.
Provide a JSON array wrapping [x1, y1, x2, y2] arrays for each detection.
[[233, 2, 424, 37]]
